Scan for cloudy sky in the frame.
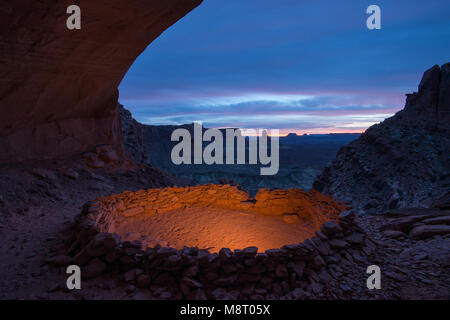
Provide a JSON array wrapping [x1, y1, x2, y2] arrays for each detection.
[[119, 0, 450, 134]]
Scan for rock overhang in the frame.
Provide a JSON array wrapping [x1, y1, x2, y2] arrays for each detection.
[[0, 0, 203, 162]]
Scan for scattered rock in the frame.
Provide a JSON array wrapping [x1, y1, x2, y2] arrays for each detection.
[[410, 225, 450, 239], [382, 230, 406, 239], [136, 274, 151, 288], [31, 168, 57, 182], [45, 255, 72, 266], [63, 169, 79, 180], [320, 221, 342, 236], [329, 239, 348, 249], [431, 192, 450, 210], [83, 258, 107, 279], [159, 291, 172, 299], [345, 233, 364, 244]]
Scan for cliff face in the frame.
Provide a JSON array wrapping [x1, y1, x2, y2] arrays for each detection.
[[119, 104, 147, 164], [313, 63, 450, 214], [0, 0, 201, 163]]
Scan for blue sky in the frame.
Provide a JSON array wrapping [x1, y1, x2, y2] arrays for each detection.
[[119, 0, 450, 134]]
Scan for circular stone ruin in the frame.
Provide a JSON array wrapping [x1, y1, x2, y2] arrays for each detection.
[[59, 185, 376, 299], [72, 185, 345, 252]]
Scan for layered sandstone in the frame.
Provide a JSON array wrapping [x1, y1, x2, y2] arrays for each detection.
[[0, 0, 202, 162]]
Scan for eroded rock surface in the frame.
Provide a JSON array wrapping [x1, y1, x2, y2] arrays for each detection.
[[313, 63, 450, 213], [0, 0, 202, 162]]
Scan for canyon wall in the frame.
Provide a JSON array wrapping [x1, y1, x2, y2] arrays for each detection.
[[0, 0, 201, 163], [313, 63, 450, 213]]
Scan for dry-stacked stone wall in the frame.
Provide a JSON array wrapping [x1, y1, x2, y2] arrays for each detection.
[[70, 184, 344, 235], [54, 185, 382, 299]]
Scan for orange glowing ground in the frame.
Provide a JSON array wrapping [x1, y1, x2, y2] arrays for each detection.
[[94, 185, 344, 253], [116, 207, 316, 253]]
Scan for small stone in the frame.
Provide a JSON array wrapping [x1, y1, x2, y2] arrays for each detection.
[[46, 255, 72, 266], [312, 255, 325, 269], [63, 169, 79, 179], [167, 254, 180, 266], [34, 293, 50, 300], [83, 258, 106, 279], [87, 159, 105, 169], [124, 269, 137, 283], [385, 271, 407, 282], [410, 225, 450, 239], [310, 281, 323, 294], [125, 285, 136, 294], [345, 233, 364, 244], [219, 248, 232, 259], [182, 277, 203, 288], [190, 289, 207, 300], [214, 275, 237, 286], [282, 243, 302, 251], [132, 291, 152, 300], [107, 279, 119, 289], [291, 288, 306, 299], [154, 246, 174, 256], [243, 246, 258, 257], [313, 240, 331, 256], [159, 291, 172, 299], [89, 173, 105, 181], [315, 231, 329, 241], [211, 288, 227, 300], [88, 182, 113, 191], [421, 216, 450, 225], [183, 265, 199, 278], [31, 168, 58, 182], [382, 230, 405, 239], [320, 221, 342, 236], [265, 248, 283, 257], [275, 264, 289, 278], [247, 264, 266, 274], [72, 292, 85, 300], [339, 210, 356, 221], [222, 264, 238, 274], [291, 261, 305, 278], [340, 283, 352, 294], [136, 274, 151, 288], [318, 269, 333, 284], [98, 148, 120, 163]]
